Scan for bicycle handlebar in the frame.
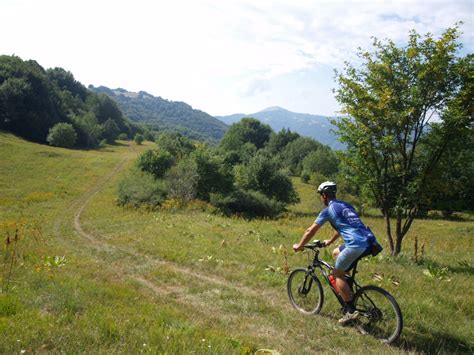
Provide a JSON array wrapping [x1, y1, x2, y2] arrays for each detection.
[[304, 240, 326, 250]]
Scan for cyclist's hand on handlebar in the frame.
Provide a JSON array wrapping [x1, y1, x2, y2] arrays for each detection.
[[323, 239, 331, 247], [293, 243, 304, 252]]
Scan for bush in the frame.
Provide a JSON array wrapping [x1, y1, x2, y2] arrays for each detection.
[[134, 133, 144, 145], [117, 171, 167, 208], [210, 189, 285, 218], [46, 122, 77, 148], [118, 133, 128, 140], [165, 158, 199, 203], [234, 154, 299, 204], [136, 149, 174, 179], [190, 149, 234, 201]]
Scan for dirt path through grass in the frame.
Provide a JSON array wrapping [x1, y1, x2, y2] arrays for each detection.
[[65, 143, 307, 350]]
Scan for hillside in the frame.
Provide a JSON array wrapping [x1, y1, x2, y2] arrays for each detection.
[[89, 86, 228, 142], [216, 106, 344, 150], [1, 132, 473, 353]]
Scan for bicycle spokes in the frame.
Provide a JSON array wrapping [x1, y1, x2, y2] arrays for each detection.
[[354, 286, 403, 344], [298, 276, 313, 296]]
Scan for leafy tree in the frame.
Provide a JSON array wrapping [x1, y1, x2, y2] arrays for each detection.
[[302, 148, 339, 177], [280, 136, 323, 175], [0, 56, 65, 142], [102, 118, 120, 143], [190, 148, 234, 201], [71, 112, 102, 148], [266, 128, 300, 154], [234, 154, 299, 204], [334, 26, 469, 255], [156, 132, 195, 158], [134, 133, 144, 145], [136, 149, 174, 179], [46, 122, 77, 148], [47, 67, 88, 101], [220, 117, 272, 151]]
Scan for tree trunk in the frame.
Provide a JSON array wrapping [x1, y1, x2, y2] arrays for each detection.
[[383, 208, 395, 255], [394, 211, 403, 256]]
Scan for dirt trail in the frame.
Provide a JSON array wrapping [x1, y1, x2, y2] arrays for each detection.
[[61, 142, 300, 348], [68, 143, 291, 309]]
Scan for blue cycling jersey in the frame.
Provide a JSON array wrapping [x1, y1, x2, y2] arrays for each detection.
[[315, 199, 375, 248]]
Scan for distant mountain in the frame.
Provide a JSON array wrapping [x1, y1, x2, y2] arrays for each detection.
[[216, 106, 344, 150], [89, 86, 228, 142]]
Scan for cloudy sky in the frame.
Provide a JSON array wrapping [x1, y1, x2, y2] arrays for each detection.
[[1, 0, 472, 116]]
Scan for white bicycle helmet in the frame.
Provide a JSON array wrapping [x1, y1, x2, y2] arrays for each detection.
[[317, 181, 337, 195]]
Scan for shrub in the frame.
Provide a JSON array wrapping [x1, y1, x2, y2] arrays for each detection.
[[190, 149, 234, 201], [165, 158, 199, 203], [117, 171, 167, 208], [234, 154, 299, 204], [210, 189, 285, 218], [46, 122, 77, 148], [118, 133, 128, 140], [134, 133, 144, 145], [136, 149, 174, 179]]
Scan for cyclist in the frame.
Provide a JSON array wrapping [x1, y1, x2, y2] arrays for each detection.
[[293, 181, 378, 325]]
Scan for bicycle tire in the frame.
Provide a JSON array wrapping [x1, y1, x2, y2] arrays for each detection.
[[353, 285, 403, 344], [287, 268, 324, 315]]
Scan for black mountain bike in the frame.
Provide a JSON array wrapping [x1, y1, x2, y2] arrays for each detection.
[[287, 240, 403, 344]]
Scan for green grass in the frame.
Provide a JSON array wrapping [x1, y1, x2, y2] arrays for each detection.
[[0, 131, 473, 353]]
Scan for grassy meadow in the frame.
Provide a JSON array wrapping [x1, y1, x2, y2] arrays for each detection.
[[0, 131, 473, 354]]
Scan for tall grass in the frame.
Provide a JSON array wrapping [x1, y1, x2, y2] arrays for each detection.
[[0, 132, 473, 353]]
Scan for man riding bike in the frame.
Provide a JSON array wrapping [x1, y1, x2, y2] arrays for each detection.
[[293, 181, 380, 325]]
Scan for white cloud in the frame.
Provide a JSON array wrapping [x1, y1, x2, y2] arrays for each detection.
[[0, 0, 472, 116]]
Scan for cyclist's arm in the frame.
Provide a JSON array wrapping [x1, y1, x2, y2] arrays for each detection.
[[324, 230, 340, 246], [293, 223, 321, 251]]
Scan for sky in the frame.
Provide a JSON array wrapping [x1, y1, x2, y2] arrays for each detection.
[[1, 0, 472, 117]]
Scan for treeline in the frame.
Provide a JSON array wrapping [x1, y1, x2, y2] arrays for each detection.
[[118, 118, 340, 218], [0, 55, 147, 148]]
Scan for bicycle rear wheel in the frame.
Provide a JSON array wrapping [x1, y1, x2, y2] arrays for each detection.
[[287, 268, 324, 315], [353, 285, 403, 344]]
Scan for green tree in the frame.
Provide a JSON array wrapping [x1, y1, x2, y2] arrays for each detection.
[[0, 56, 65, 142], [71, 112, 102, 148], [46, 122, 77, 148], [266, 128, 300, 154], [220, 117, 272, 151], [156, 132, 195, 158], [190, 148, 234, 201], [134, 133, 144, 145], [280, 136, 322, 175], [302, 148, 339, 177], [102, 118, 120, 143], [334, 26, 469, 255], [136, 149, 174, 179], [234, 154, 299, 204]]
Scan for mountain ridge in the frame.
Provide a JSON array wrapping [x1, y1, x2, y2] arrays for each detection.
[[216, 107, 343, 149], [88, 85, 228, 142]]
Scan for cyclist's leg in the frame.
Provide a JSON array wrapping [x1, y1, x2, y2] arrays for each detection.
[[332, 244, 343, 259], [334, 247, 367, 302]]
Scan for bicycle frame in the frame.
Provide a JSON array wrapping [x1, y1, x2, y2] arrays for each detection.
[[305, 246, 362, 308]]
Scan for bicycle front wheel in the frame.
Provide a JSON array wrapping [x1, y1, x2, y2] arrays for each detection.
[[287, 268, 324, 315], [353, 285, 403, 344]]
